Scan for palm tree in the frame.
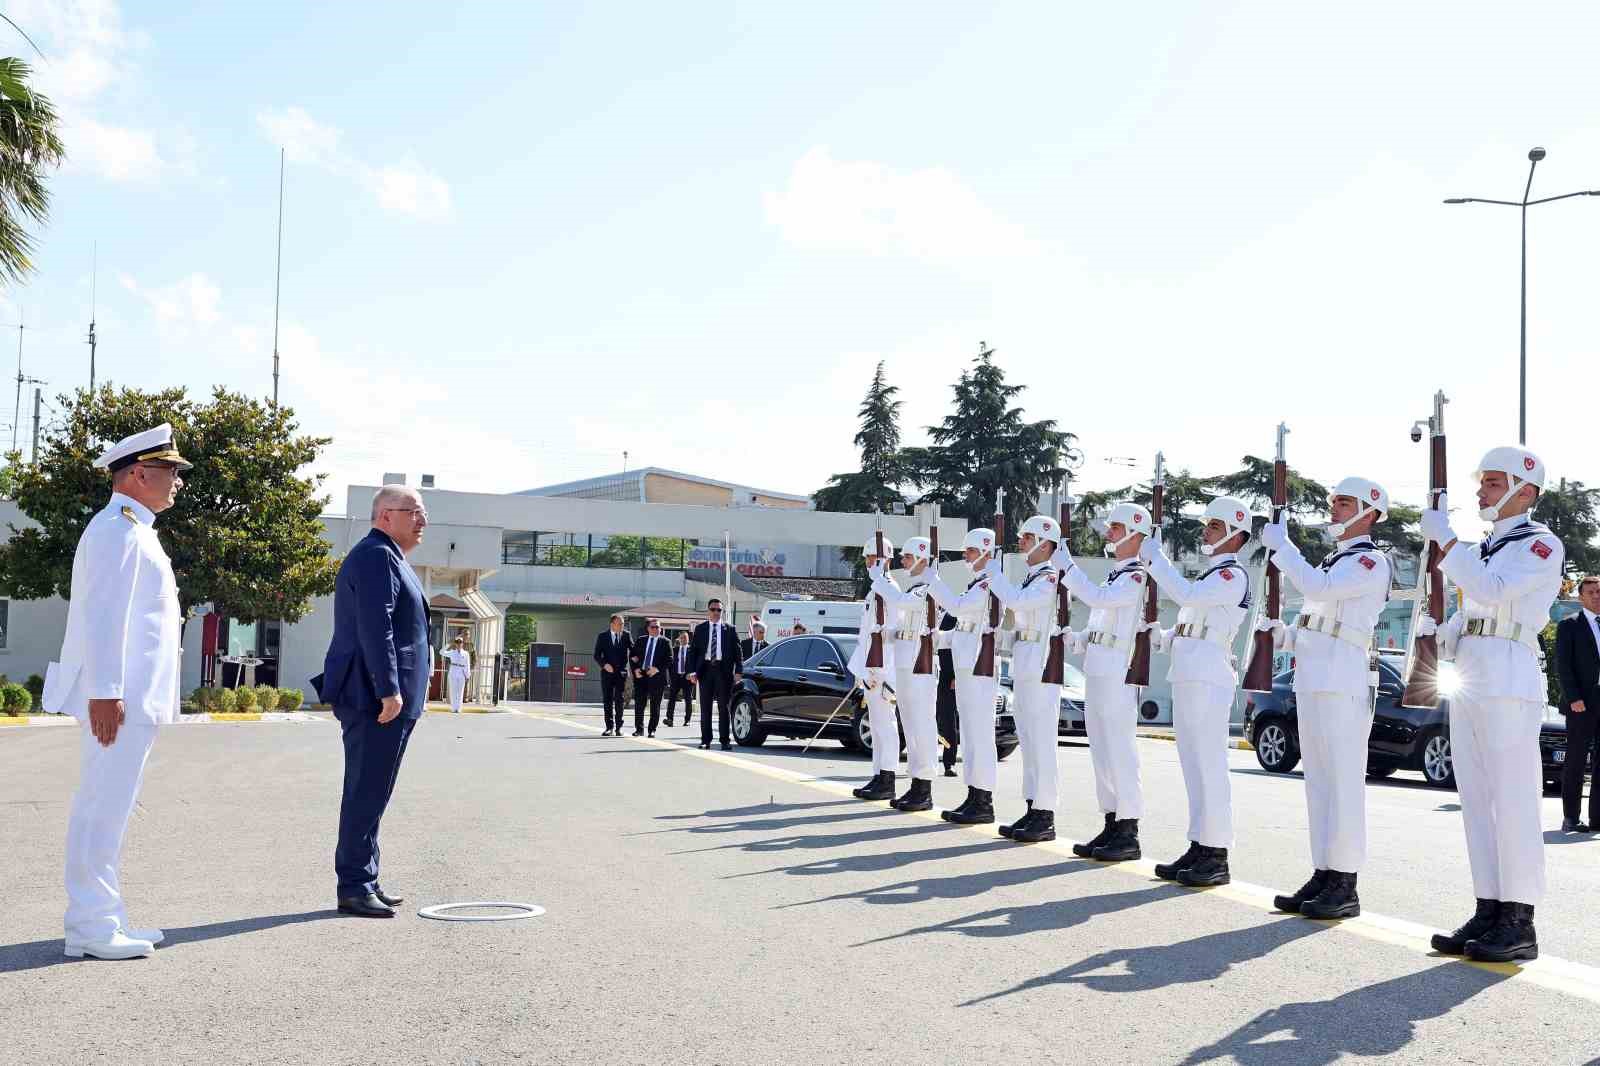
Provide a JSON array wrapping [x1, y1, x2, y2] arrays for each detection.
[[0, 56, 64, 284]]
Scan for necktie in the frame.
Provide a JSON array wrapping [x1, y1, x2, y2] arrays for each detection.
[[712, 625, 720, 661], [646, 637, 655, 667]]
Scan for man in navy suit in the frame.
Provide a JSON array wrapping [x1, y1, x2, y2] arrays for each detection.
[[1556, 576, 1600, 832], [313, 485, 433, 918]]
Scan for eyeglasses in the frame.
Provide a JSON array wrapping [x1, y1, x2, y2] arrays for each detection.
[[137, 463, 182, 478], [384, 507, 428, 522], [708, 606, 723, 613]]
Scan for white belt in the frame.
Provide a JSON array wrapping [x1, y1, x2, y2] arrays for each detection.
[[1462, 617, 1542, 651], [1085, 631, 1125, 651], [1011, 630, 1049, 645], [1296, 613, 1372, 650], [893, 629, 923, 642], [1174, 621, 1234, 650], [955, 621, 982, 634]]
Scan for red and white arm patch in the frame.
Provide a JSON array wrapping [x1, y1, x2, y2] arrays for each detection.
[[1047, 573, 1058, 584], [1530, 539, 1553, 560], [1220, 568, 1234, 582], [1358, 556, 1376, 570], [1132, 573, 1144, 584]]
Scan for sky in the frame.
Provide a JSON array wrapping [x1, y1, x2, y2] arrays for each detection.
[[4, 1, 1600, 518]]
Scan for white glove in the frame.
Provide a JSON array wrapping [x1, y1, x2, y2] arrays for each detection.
[[1068, 630, 1087, 655], [1259, 521, 1290, 553], [1255, 617, 1291, 651], [1052, 544, 1076, 573], [1144, 624, 1170, 654], [1413, 614, 1439, 640], [1420, 506, 1456, 548], [1137, 530, 1162, 564], [985, 555, 1003, 577]]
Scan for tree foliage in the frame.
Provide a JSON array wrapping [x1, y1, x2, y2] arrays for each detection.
[[505, 613, 536, 656], [1535, 480, 1600, 577], [814, 361, 909, 517], [0, 386, 338, 624], [0, 57, 64, 283]]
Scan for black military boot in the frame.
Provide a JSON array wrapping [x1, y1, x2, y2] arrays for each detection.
[[1430, 898, 1500, 956], [892, 778, 933, 813], [1465, 902, 1538, 963], [1273, 870, 1329, 914], [941, 787, 978, 822], [1177, 847, 1231, 888], [853, 770, 896, 800], [944, 788, 995, 824], [1074, 812, 1117, 858], [1154, 842, 1203, 882], [1092, 819, 1141, 862], [1300, 871, 1360, 919], [1012, 808, 1056, 843], [999, 800, 1035, 839]]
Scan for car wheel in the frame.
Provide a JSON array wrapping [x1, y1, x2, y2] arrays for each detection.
[[730, 696, 766, 747], [1366, 763, 1398, 779], [1253, 719, 1300, 773], [1420, 730, 1455, 788], [853, 706, 874, 753]]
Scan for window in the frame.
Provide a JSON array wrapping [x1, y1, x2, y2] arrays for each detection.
[[501, 530, 688, 569], [805, 638, 849, 670], [766, 640, 810, 670]]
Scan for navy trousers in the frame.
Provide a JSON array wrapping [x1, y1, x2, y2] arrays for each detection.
[[335, 709, 419, 899]]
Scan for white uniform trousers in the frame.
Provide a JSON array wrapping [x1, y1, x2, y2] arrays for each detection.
[[1172, 681, 1234, 847], [1083, 674, 1142, 818], [864, 679, 900, 775], [64, 723, 158, 944], [1450, 695, 1546, 905], [447, 671, 468, 712], [892, 666, 938, 780], [1297, 691, 1371, 872], [954, 672, 998, 791], [1013, 677, 1062, 812]]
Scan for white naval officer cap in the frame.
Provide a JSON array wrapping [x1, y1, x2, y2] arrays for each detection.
[[95, 423, 193, 474]]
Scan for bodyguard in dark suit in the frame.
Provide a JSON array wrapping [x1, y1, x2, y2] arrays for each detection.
[[688, 599, 743, 750], [936, 613, 960, 776], [594, 615, 633, 736], [1555, 577, 1600, 831], [739, 620, 770, 662], [631, 619, 672, 737], [666, 632, 695, 727], [313, 486, 433, 918]]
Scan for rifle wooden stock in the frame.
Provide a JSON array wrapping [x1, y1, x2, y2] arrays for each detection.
[[1041, 499, 1072, 685], [914, 524, 938, 675], [1243, 452, 1288, 692], [974, 511, 1005, 678], [1125, 472, 1164, 687], [866, 528, 886, 669], [1402, 398, 1448, 708]]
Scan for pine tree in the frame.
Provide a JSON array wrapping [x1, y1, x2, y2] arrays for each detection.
[[813, 361, 907, 516], [1535, 480, 1600, 576]]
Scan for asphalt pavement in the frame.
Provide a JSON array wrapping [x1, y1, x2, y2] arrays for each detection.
[[3, 703, 1600, 1065]]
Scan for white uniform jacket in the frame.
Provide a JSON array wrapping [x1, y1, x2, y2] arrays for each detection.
[[1059, 554, 1145, 679], [846, 581, 897, 683], [44, 492, 182, 726], [927, 570, 998, 673], [1271, 537, 1390, 695], [869, 568, 938, 668], [1438, 517, 1564, 704], [444, 648, 472, 677], [987, 561, 1061, 685], [1144, 550, 1250, 688]]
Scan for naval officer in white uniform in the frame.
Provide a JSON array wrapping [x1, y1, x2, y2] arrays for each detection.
[[48, 424, 191, 960], [444, 636, 472, 713]]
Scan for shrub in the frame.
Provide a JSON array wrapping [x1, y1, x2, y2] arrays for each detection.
[[2, 683, 32, 713], [255, 685, 279, 712], [234, 686, 259, 711], [214, 687, 238, 713], [25, 674, 44, 707], [277, 688, 305, 711]]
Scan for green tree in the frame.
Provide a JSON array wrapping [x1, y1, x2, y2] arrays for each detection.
[[903, 344, 1070, 545], [0, 57, 64, 283], [0, 385, 339, 625], [590, 535, 686, 568], [1535, 480, 1600, 576], [813, 361, 909, 516], [505, 614, 536, 656], [1212, 455, 1334, 565]]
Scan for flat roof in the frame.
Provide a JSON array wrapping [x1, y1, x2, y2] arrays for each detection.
[[517, 466, 812, 504]]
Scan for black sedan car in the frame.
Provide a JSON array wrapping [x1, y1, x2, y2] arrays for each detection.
[[1243, 656, 1568, 790], [997, 656, 1089, 736], [731, 634, 1018, 760]]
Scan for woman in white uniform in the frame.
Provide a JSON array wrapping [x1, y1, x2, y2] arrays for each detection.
[[445, 636, 472, 713]]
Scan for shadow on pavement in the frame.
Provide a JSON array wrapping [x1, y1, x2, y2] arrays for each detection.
[[641, 808, 897, 838], [864, 882, 1183, 947], [0, 910, 340, 974], [790, 858, 1094, 911], [1177, 963, 1508, 1064], [655, 799, 859, 822], [684, 821, 954, 860], [1544, 828, 1600, 845]]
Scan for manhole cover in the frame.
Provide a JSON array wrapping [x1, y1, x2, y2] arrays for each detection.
[[417, 901, 546, 922]]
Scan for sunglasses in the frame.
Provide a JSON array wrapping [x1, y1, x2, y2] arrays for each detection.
[[708, 606, 723, 613]]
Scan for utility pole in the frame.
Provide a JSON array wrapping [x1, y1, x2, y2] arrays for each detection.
[[30, 387, 40, 463], [272, 147, 285, 406], [87, 241, 98, 391], [12, 309, 23, 453]]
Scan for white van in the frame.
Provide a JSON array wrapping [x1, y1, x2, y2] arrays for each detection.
[[761, 601, 861, 637]]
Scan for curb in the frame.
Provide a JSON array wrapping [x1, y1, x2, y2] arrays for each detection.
[[425, 706, 499, 715], [1139, 729, 1253, 752], [0, 714, 74, 728], [178, 711, 324, 724]]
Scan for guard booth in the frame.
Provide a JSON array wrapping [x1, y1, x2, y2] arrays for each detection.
[[526, 643, 565, 702]]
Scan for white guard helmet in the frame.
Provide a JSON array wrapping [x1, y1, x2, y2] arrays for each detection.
[[1018, 514, 1061, 547], [1200, 495, 1253, 557], [1096, 502, 1152, 556], [901, 536, 932, 563], [1472, 446, 1545, 521], [963, 527, 997, 560], [1327, 476, 1388, 538], [862, 534, 896, 559]]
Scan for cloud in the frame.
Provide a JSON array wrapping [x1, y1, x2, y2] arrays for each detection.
[[120, 272, 223, 333], [61, 117, 162, 182], [256, 106, 453, 221]]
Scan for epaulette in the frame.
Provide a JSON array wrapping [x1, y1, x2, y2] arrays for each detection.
[[119, 506, 141, 524]]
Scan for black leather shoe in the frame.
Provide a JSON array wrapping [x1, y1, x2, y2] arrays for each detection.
[[699, 742, 710, 749], [338, 894, 395, 918], [1091, 819, 1141, 862], [1177, 847, 1230, 888], [1466, 902, 1538, 963], [648, 731, 656, 738], [853, 770, 896, 800], [1155, 842, 1204, 881], [1273, 869, 1329, 914], [943, 788, 995, 824], [941, 787, 977, 822], [1012, 809, 1056, 844], [891, 778, 933, 812], [1562, 817, 1579, 832], [721, 742, 732, 751], [1300, 870, 1360, 919], [374, 888, 404, 907], [1432, 898, 1499, 956], [999, 800, 1035, 839], [633, 730, 644, 737], [942, 766, 958, 778], [1074, 813, 1117, 858]]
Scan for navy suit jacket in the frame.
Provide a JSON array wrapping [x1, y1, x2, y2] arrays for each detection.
[[314, 529, 432, 720]]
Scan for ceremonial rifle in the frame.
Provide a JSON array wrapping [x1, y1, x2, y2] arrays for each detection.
[[865, 515, 887, 670], [1125, 453, 1164, 687], [914, 506, 939, 675], [1243, 423, 1289, 692], [1402, 391, 1449, 708], [973, 488, 1005, 678], [1041, 491, 1073, 685]]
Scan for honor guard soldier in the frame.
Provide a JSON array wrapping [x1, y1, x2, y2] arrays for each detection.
[[1257, 478, 1392, 920], [1418, 447, 1563, 962], [869, 536, 939, 811], [47, 424, 192, 960], [848, 535, 899, 800], [1139, 497, 1254, 886], [984, 515, 1065, 843], [927, 528, 1003, 824], [1055, 502, 1152, 861]]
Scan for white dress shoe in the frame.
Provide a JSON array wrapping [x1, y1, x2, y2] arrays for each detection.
[[64, 932, 155, 960], [124, 927, 165, 945]]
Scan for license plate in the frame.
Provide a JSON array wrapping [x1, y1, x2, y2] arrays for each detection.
[[1554, 750, 1566, 763]]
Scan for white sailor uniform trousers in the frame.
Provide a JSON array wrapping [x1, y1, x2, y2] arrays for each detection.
[[870, 569, 940, 781], [927, 572, 1000, 791], [1438, 517, 1564, 906], [1062, 558, 1145, 820], [45, 493, 182, 945], [1270, 537, 1390, 873], [848, 585, 899, 775], [989, 560, 1063, 813], [445, 649, 471, 711], [1144, 551, 1250, 848]]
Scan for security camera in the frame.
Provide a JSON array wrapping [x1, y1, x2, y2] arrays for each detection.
[[1409, 420, 1426, 443]]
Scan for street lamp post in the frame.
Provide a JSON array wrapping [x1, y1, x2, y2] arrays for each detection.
[[1444, 147, 1600, 445]]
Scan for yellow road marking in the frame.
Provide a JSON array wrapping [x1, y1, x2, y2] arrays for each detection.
[[515, 707, 1600, 1006]]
